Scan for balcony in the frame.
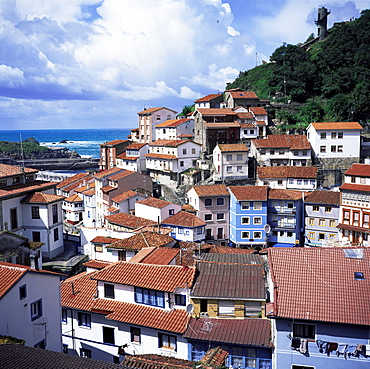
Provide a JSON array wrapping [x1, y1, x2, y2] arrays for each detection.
[[269, 207, 296, 214], [205, 235, 214, 241]]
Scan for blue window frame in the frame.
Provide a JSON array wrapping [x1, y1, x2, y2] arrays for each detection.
[[78, 312, 91, 327], [135, 287, 165, 308], [62, 308, 68, 322], [158, 333, 177, 350], [175, 294, 186, 306], [19, 285, 27, 300]]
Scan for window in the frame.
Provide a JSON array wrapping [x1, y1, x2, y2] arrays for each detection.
[[63, 344, 68, 354], [159, 333, 176, 350], [32, 231, 41, 243], [338, 145, 343, 152], [325, 206, 332, 213], [52, 204, 58, 224], [241, 231, 250, 239], [338, 132, 343, 139], [309, 218, 314, 225], [329, 219, 336, 227], [343, 210, 350, 224], [175, 294, 186, 306], [319, 219, 325, 226], [226, 166, 232, 172], [180, 161, 184, 167], [80, 349, 92, 358], [253, 217, 262, 225], [297, 180, 302, 185], [320, 146, 326, 153], [78, 312, 91, 327], [309, 232, 315, 239], [226, 154, 232, 161], [30, 299, 42, 321], [287, 231, 293, 237], [312, 205, 319, 211], [253, 202, 262, 210], [205, 214, 212, 221], [103, 326, 115, 345], [178, 228, 183, 234], [134, 287, 165, 308], [237, 154, 243, 161], [354, 272, 365, 280], [53, 228, 59, 242], [253, 231, 262, 239], [192, 148, 195, 154], [169, 209, 174, 216], [197, 227, 203, 234], [278, 180, 283, 185], [318, 233, 325, 240], [331, 145, 336, 152], [131, 327, 141, 343], [241, 217, 250, 224], [270, 149, 275, 155], [94, 244, 103, 253], [237, 166, 243, 172], [260, 149, 266, 155], [19, 285, 27, 300], [218, 300, 234, 315], [182, 149, 187, 155], [364, 214, 370, 227], [104, 283, 115, 299], [216, 197, 224, 206], [241, 202, 250, 210], [293, 323, 315, 339], [62, 308, 68, 322], [204, 198, 212, 207], [10, 208, 18, 230], [216, 213, 224, 221], [292, 366, 315, 369], [320, 132, 326, 139], [31, 206, 40, 219], [331, 132, 337, 139]]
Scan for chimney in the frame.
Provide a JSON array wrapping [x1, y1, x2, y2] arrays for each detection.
[[29, 251, 39, 270]]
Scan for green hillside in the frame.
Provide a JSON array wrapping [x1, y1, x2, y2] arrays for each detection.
[[226, 9, 370, 126]]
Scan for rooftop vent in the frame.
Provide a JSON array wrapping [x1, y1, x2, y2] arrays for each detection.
[[354, 272, 365, 280]]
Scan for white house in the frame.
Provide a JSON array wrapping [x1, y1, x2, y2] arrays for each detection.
[[306, 121, 362, 161], [0, 261, 63, 351], [76, 184, 96, 228], [61, 262, 195, 362], [213, 143, 249, 181], [250, 134, 312, 167], [63, 194, 84, 225], [194, 93, 223, 110], [154, 118, 194, 141], [135, 197, 182, 222], [109, 190, 147, 215], [116, 143, 148, 172]]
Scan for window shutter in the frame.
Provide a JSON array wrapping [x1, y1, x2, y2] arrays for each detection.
[[218, 300, 234, 315]]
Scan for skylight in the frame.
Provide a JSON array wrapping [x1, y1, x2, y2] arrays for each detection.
[[343, 248, 364, 259]]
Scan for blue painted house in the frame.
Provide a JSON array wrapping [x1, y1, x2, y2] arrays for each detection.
[[267, 189, 304, 247], [267, 247, 370, 369], [228, 186, 269, 249]]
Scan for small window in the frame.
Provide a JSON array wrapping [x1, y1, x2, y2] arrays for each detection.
[[32, 231, 41, 243], [180, 161, 184, 167], [226, 166, 232, 172], [175, 294, 186, 306], [237, 166, 242, 172], [325, 206, 332, 212], [354, 272, 365, 280], [320, 132, 326, 139], [53, 228, 59, 242], [216, 197, 224, 206], [318, 233, 325, 240], [94, 244, 103, 253], [331, 132, 337, 139], [338, 132, 343, 139], [309, 218, 315, 225], [19, 285, 27, 300], [130, 327, 141, 343], [319, 219, 325, 226], [313, 205, 319, 212], [103, 326, 115, 345], [338, 145, 343, 152], [329, 219, 336, 227], [80, 348, 92, 358], [104, 283, 115, 299], [78, 312, 91, 327], [31, 206, 40, 219], [159, 333, 176, 350], [331, 145, 336, 152], [241, 217, 250, 224], [226, 154, 232, 161], [293, 323, 315, 339], [237, 154, 243, 161], [309, 232, 315, 239], [52, 204, 58, 224], [277, 180, 283, 185], [253, 217, 262, 225], [205, 214, 212, 221], [287, 231, 293, 237], [241, 231, 250, 239], [241, 202, 250, 210], [192, 148, 196, 154], [204, 198, 212, 207], [182, 149, 187, 155], [62, 308, 68, 322], [260, 149, 266, 155], [253, 231, 262, 239], [253, 202, 262, 210], [320, 146, 326, 153], [216, 213, 225, 221], [169, 209, 174, 215], [30, 299, 42, 321]]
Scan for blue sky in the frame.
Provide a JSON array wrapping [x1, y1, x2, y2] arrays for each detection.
[[0, 0, 367, 130]]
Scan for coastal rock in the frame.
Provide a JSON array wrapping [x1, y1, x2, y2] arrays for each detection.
[[59, 139, 69, 144], [22, 137, 40, 145]]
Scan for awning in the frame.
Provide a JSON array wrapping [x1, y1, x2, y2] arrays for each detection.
[[337, 223, 370, 234]]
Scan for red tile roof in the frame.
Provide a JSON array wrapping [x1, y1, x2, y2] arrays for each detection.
[[92, 262, 196, 291], [310, 122, 362, 130], [108, 232, 174, 250], [194, 93, 223, 102], [122, 354, 195, 369], [228, 186, 268, 201], [0, 181, 57, 200], [257, 166, 317, 179], [90, 236, 121, 244], [55, 172, 89, 189], [100, 139, 128, 147], [252, 134, 311, 150], [304, 190, 340, 205], [149, 139, 192, 147], [74, 182, 95, 193], [191, 261, 265, 299], [116, 152, 138, 161], [218, 143, 248, 152], [268, 189, 303, 201], [250, 106, 268, 115], [64, 194, 83, 203], [162, 211, 206, 227], [109, 170, 136, 181], [125, 143, 147, 150], [228, 91, 259, 99], [105, 212, 157, 229], [200, 347, 229, 367], [237, 112, 254, 119], [197, 108, 236, 116], [111, 190, 138, 203], [144, 153, 178, 160], [137, 107, 177, 115], [83, 259, 113, 270], [128, 247, 157, 263], [93, 167, 122, 179], [21, 192, 64, 204], [267, 247, 370, 326], [190, 184, 229, 197], [208, 245, 256, 254], [101, 185, 115, 193], [133, 247, 180, 265], [136, 197, 172, 208], [107, 205, 119, 213], [339, 183, 370, 192], [204, 122, 241, 128], [0, 164, 38, 177], [345, 163, 370, 177], [184, 317, 272, 347], [155, 118, 189, 128]]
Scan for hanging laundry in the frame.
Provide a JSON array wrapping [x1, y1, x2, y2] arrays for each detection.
[[327, 342, 338, 353], [291, 337, 300, 350], [299, 339, 308, 354], [366, 344, 370, 357], [336, 343, 348, 358]]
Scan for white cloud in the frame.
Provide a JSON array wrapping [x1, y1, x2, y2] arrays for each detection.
[[0, 65, 26, 87]]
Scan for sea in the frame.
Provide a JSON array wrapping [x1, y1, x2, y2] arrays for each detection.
[[0, 128, 133, 159]]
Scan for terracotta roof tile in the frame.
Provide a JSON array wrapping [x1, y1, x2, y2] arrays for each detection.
[[56, 172, 89, 189], [90, 236, 121, 244], [218, 143, 248, 152], [92, 262, 196, 291], [204, 122, 240, 128], [105, 213, 157, 230], [101, 185, 115, 193], [190, 184, 229, 197], [237, 112, 254, 119], [100, 139, 128, 147], [83, 188, 95, 196], [83, 259, 113, 270], [122, 354, 194, 369], [200, 347, 229, 367], [93, 298, 189, 333], [64, 194, 82, 203], [252, 134, 311, 150], [93, 167, 122, 179], [137, 107, 177, 115], [339, 183, 370, 192], [197, 108, 236, 116], [0, 164, 38, 178], [128, 247, 158, 263], [149, 139, 191, 147], [345, 163, 370, 177], [267, 247, 370, 325], [250, 106, 268, 115], [107, 205, 119, 213], [208, 245, 256, 254], [74, 182, 95, 193], [311, 122, 362, 130], [0, 181, 57, 200], [155, 118, 189, 128], [116, 152, 138, 161], [136, 197, 172, 208], [268, 188, 303, 200], [229, 91, 259, 99], [304, 190, 340, 205], [257, 166, 317, 179], [162, 211, 205, 227], [228, 186, 268, 201], [109, 170, 137, 181], [144, 153, 178, 160], [21, 192, 64, 204], [125, 143, 147, 150], [111, 190, 138, 203], [138, 247, 180, 265], [202, 253, 264, 265], [194, 93, 223, 102], [108, 232, 174, 250], [184, 317, 271, 347]]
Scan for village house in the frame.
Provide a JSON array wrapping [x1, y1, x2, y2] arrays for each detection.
[[99, 139, 130, 171], [187, 184, 230, 245], [250, 134, 312, 167], [256, 166, 318, 190], [74, 183, 96, 228], [61, 262, 196, 362], [0, 261, 63, 351], [154, 118, 194, 141], [137, 107, 177, 144], [238, 107, 268, 146], [108, 190, 147, 215], [194, 93, 224, 109], [266, 247, 370, 369], [304, 190, 340, 247], [212, 143, 249, 181], [63, 193, 84, 225], [135, 197, 182, 223], [224, 89, 268, 109], [55, 172, 94, 198], [337, 163, 370, 246], [115, 143, 148, 173], [104, 212, 157, 232]]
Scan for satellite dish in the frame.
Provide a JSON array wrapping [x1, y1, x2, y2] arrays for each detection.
[[186, 304, 194, 313], [264, 224, 271, 234]]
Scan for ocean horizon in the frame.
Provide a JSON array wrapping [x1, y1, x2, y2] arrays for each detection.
[[0, 128, 133, 159]]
